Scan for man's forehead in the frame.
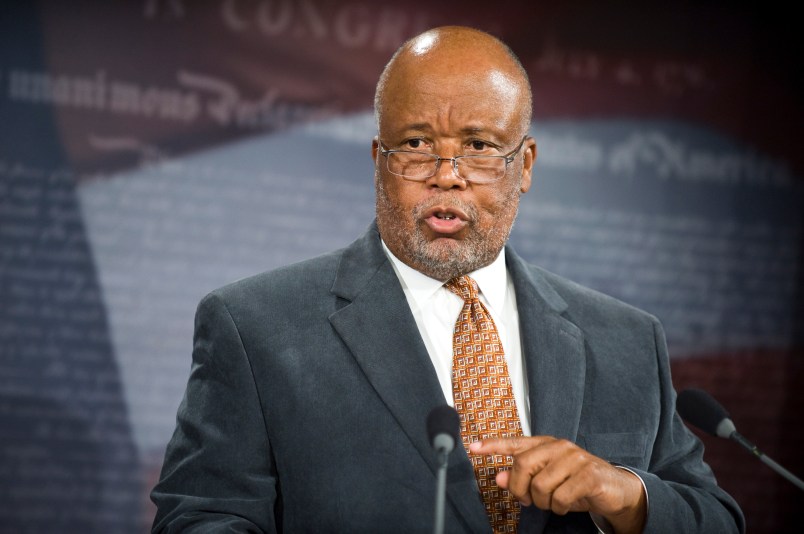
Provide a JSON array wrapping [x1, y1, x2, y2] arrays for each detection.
[[381, 99, 515, 132], [381, 69, 524, 128], [399, 43, 514, 78], [388, 56, 522, 98], [487, 70, 521, 98]]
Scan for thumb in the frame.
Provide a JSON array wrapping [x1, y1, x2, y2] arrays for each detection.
[[496, 469, 511, 489]]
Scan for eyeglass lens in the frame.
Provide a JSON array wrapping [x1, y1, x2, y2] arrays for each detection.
[[387, 153, 505, 183]]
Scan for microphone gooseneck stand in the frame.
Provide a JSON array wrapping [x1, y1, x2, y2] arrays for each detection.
[[677, 388, 804, 491]]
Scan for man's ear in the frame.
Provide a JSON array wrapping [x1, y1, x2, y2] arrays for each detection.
[[519, 137, 537, 193], [372, 137, 379, 161]]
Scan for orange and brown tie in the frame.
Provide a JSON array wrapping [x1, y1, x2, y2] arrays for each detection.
[[445, 275, 523, 533]]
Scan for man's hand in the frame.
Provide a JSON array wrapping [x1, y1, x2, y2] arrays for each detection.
[[469, 436, 646, 534]]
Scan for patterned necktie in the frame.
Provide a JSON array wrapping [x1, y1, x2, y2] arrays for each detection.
[[445, 275, 522, 533]]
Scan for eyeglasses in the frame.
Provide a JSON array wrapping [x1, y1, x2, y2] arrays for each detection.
[[378, 136, 527, 184]]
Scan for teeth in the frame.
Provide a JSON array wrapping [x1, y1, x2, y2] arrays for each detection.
[[436, 213, 455, 220]]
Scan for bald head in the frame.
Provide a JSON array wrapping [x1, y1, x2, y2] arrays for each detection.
[[374, 26, 532, 137]]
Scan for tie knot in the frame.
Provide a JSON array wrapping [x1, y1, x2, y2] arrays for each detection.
[[445, 275, 480, 301]]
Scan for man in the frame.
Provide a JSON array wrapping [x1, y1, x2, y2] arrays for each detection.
[[152, 27, 744, 533]]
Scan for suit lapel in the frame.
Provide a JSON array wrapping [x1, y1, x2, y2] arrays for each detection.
[[328, 225, 490, 532], [507, 249, 586, 443], [506, 249, 587, 534]]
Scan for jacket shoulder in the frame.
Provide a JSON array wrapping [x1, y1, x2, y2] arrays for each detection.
[[526, 262, 660, 331], [203, 248, 345, 314]]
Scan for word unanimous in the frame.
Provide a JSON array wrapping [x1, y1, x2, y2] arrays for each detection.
[[6, 69, 332, 130]]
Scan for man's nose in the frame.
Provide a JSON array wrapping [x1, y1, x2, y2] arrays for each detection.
[[428, 157, 467, 190]]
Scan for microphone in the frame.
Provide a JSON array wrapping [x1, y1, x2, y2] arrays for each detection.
[[676, 388, 736, 439], [677, 388, 804, 491], [426, 405, 461, 534]]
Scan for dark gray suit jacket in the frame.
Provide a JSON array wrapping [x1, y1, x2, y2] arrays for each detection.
[[152, 223, 744, 533]]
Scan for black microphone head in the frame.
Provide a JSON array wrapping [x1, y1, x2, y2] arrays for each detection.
[[426, 405, 461, 452], [677, 388, 732, 437]]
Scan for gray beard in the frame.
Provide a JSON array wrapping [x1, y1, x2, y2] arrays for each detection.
[[375, 178, 519, 281]]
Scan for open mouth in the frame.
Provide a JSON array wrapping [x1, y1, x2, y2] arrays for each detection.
[[422, 205, 469, 235]]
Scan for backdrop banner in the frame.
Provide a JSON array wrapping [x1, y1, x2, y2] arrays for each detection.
[[1, 2, 801, 532]]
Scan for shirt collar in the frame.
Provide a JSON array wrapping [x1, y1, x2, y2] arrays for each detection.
[[381, 240, 508, 314]]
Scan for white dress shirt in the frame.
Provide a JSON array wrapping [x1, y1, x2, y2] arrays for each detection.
[[382, 241, 532, 436]]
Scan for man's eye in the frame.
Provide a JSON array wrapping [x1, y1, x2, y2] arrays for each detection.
[[406, 139, 423, 149], [469, 140, 488, 151]]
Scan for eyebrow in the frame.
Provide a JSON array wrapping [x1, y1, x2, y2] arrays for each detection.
[[402, 123, 432, 133], [460, 126, 491, 136]]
